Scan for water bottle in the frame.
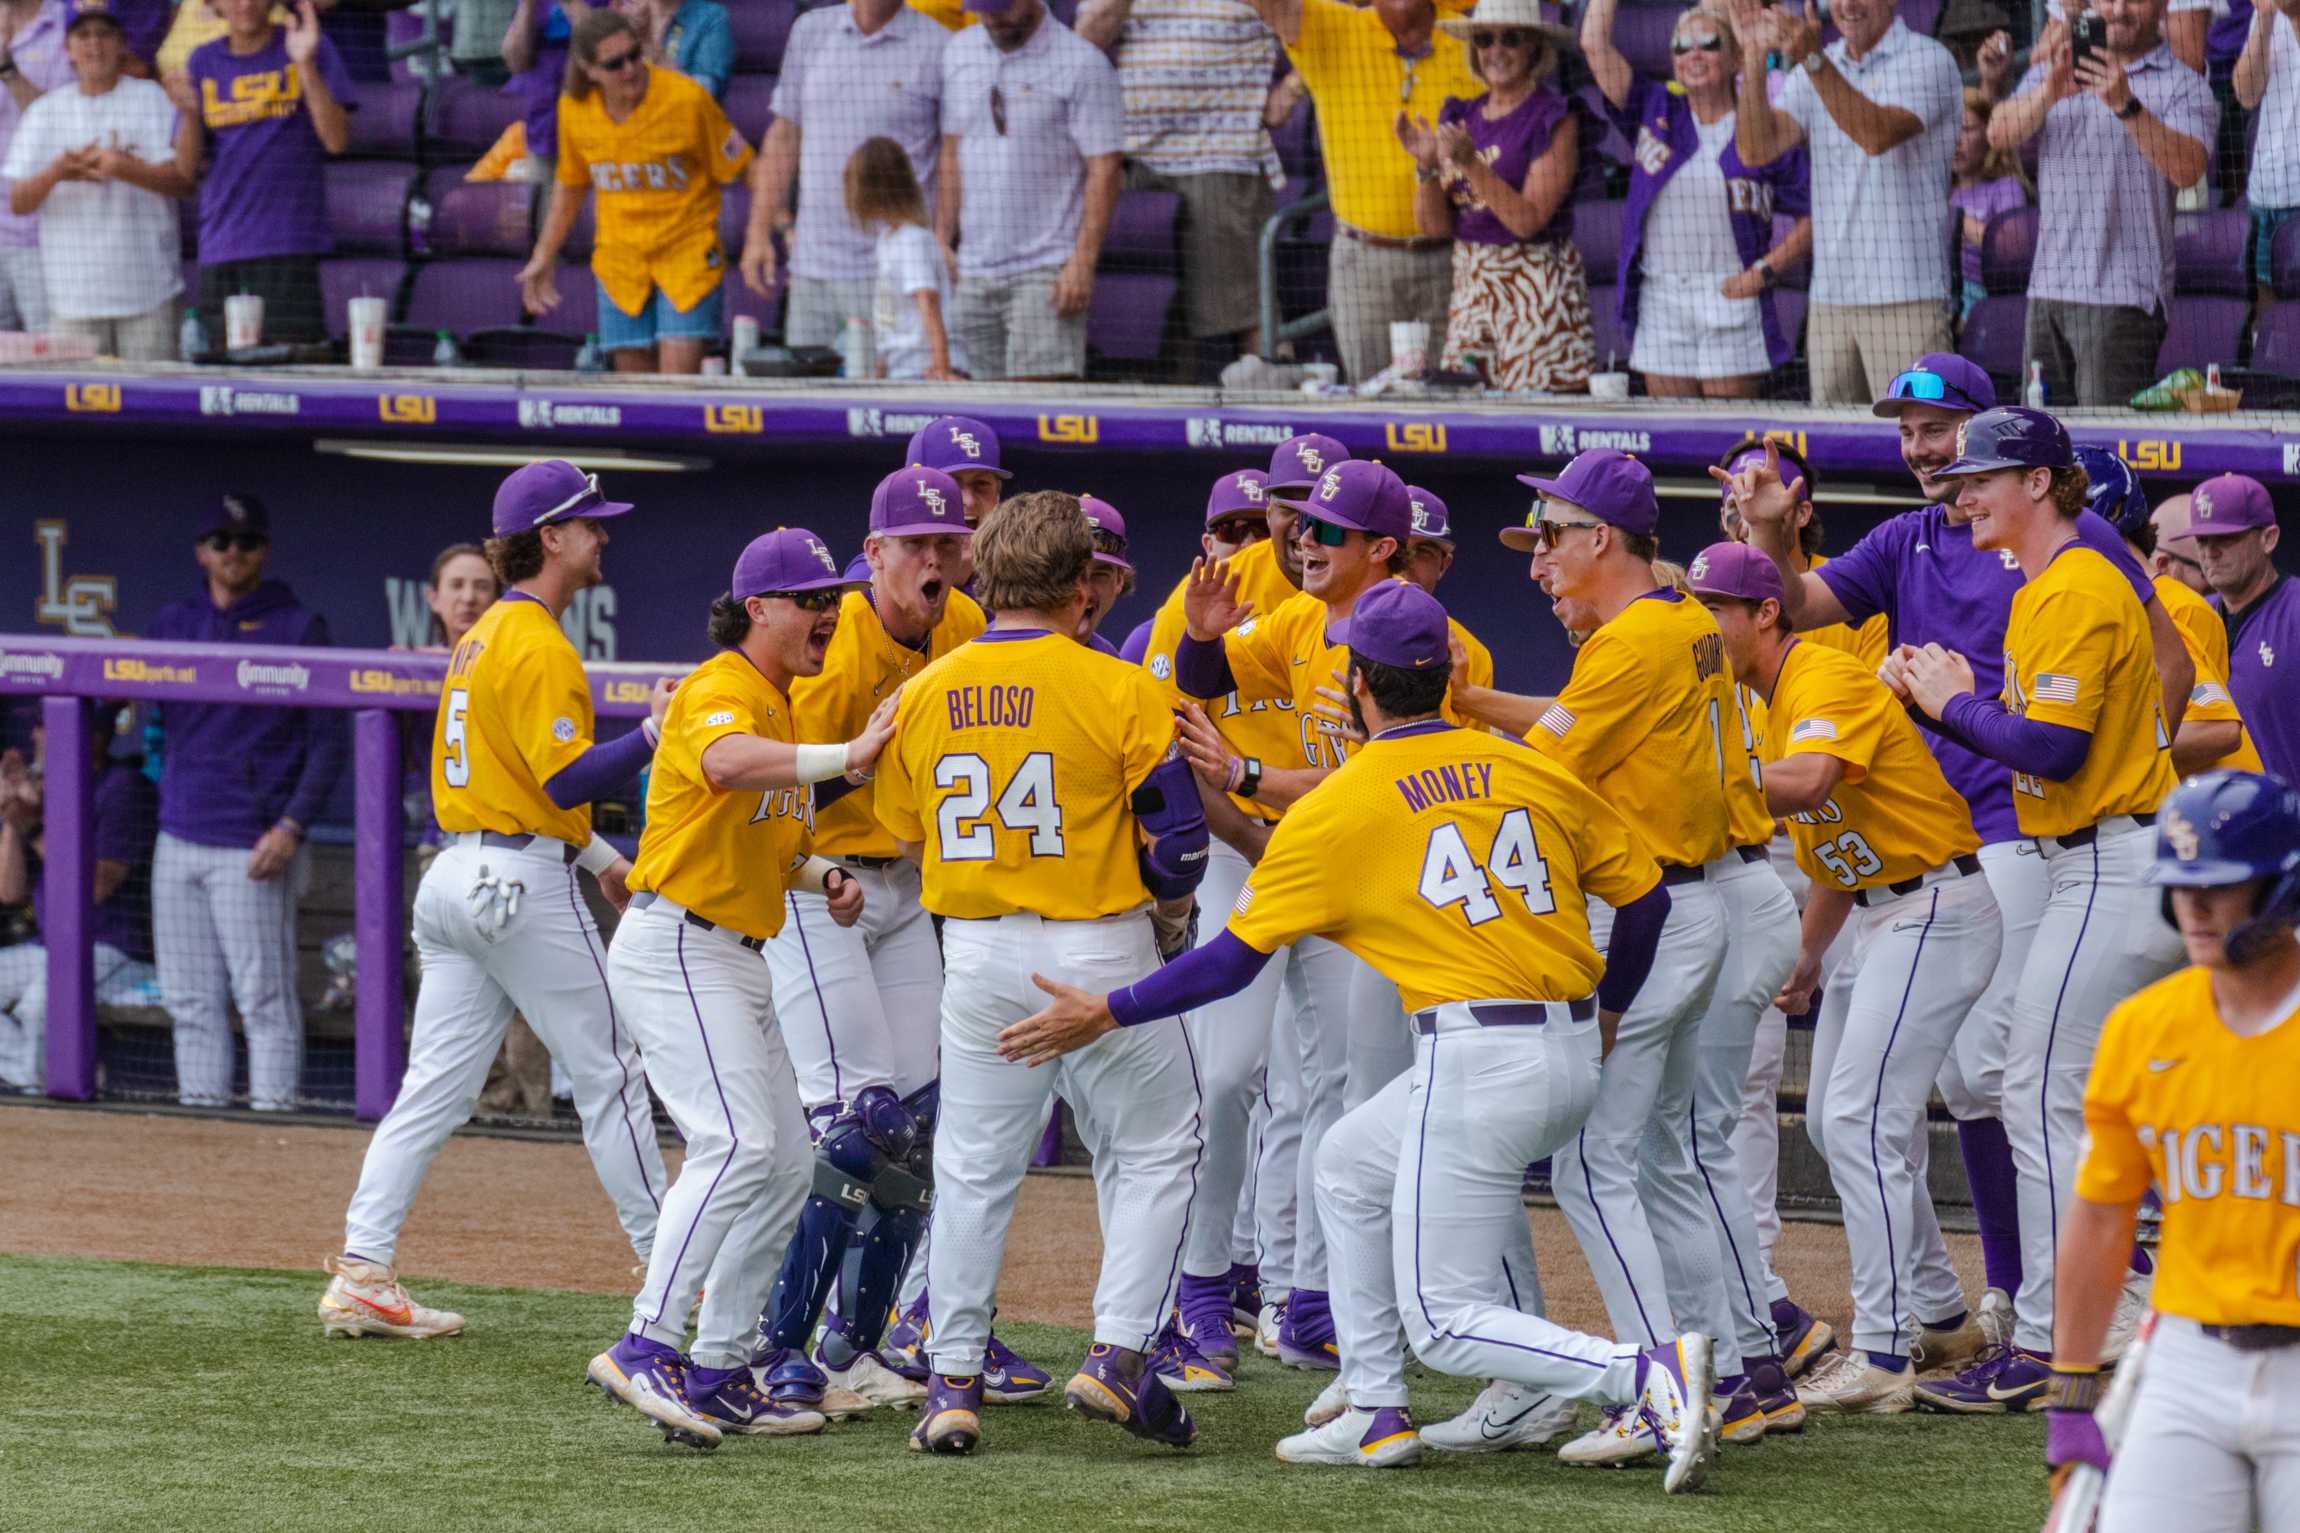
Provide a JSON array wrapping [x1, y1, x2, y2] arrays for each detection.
[[839, 314, 874, 379], [2023, 361, 2046, 409], [432, 329, 461, 367], [575, 333, 606, 373], [179, 307, 207, 361]]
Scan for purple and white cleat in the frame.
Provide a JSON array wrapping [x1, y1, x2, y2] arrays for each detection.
[[1276, 1288, 1339, 1371], [1151, 1320, 1236, 1394], [689, 1362, 829, 1436], [909, 1373, 985, 1455], [586, 1334, 723, 1450], [1228, 1262, 1263, 1333], [878, 1295, 932, 1382], [1276, 1405, 1423, 1469], [1065, 1343, 1197, 1449], [983, 1332, 1054, 1403], [1176, 1273, 1241, 1372]]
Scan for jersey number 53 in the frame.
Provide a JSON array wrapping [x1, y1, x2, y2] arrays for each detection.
[[1419, 810, 1556, 926]]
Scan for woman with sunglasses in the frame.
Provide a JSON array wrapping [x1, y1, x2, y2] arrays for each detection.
[[1392, 0, 1593, 392], [1581, 0, 1812, 400]]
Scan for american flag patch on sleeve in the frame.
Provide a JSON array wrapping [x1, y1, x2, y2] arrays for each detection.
[[1789, 718, 1838, 743], [2032, 673, 2081, 703], [1233, 886, 1255, 915], [1536, 703, 1575, 738], [2190, 682, 2230, 706]]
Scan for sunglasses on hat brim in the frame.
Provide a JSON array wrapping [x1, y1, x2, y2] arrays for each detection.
[[1880, 368, 1988, 413]]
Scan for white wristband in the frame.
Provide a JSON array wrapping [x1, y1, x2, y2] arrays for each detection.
[[793, 855, 845, 893], [641, 716, 662, 747], [575, 834, 621, 875], [793, 743, 851, 784]]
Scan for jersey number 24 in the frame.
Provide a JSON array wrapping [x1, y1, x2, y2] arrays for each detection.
[[1419, 810, 1556, 926], [935, 752, 1065, 860]]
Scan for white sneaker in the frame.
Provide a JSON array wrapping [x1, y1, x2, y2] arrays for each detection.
[[1257, 1303, 1283, 1359], [1793, 1350, 1915, 1414], [1420, 1380, 1578, 1453], [1977, 1287, 2015, 1351], [1275, 1406, 1423, 1469], [822, 1350, 928, 1408], [2101, 1270, 2153, 1364], [318, 1256, 466, 1339], [1305, 1374, 1350, 1427], [1557, 1404, 1657, 1466]]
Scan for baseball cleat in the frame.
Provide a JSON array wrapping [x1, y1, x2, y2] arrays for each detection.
[[1772, 1301, 1835, 1380], [1065, 1343, 1197, 1449], [1976, 1287, 2015, 1351], [1715, 1383, 1767, 1445], [1747, 1360, 1804, 1433], [2100, 1270, 2153, 1365], [1276, 1289, 1339, 1371], [1640, 1334, 1719, 1494], [908, 1374, 984, 1455], [983, 1332, 1054, 1403], [1911, 1345, 2052, 1414], [690, 1364, 829, 1437], [1794, 1351, 1915, 1414], [761, 1348, 870, 1419], [1419, 1379, 1577, 1452], [1304, 1374, 1350, 1427], [1256, 1301, 1284, 1358], [586, 1335, 723, 1450], [1228, 1262, 1264, 1332], [1558, 1404, 1657, 1467], [317, 1256, 466, 1340], [1152, 1323, 1236, 1394], [1912, 1311, 1987, 1374], [816, 1345, 928, 1408], [1275, 1406, 1423, 1469], [879, 1296, 931, 1382], [1177, 1273, 1243, 1372]]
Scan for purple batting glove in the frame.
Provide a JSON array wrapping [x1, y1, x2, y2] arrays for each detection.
[[2045, 1408, 2109, 1474]]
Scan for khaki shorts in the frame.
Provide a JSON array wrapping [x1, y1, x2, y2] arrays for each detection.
[[1125, 162, 1275, 339]]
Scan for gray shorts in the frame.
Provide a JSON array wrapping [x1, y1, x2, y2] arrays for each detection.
[[1125, 163, 1274, 339], [784, 274, 876, 349], [952, 268, 1086, 381]]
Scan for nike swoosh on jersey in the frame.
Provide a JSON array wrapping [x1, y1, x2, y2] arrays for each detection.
[[2147, 1058, 2184, 1073]]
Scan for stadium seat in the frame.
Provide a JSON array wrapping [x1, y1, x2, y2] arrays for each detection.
[[723, 266, 786, 342], [2272, 216, 2300, 300], [2155, 295, 2248, 375], [1770, 287, 1808, 362], [1770, 210, 1809, 289], [466, 328, 583, 369], [419, 167, 537, 257], [1574, 84, 1630, 198], [333, 9, 393, 83], [325, 160, 417, 256], [542, 264, 600, 342], [1087, 272, 1177, 366], [1958, 293, 2026, 394], [2253, 303, 2300, 379], [320, 258, 410, 337], [426, 77, 523, 163], [344, 80, 425, 159], [1573, 198, 1626, 290], [1979, 204, 2037, 294], [2173, 206, 2249, 295], [730, 0, 797, 73], [723, 73, 776, 148], [405, 258, 531, 337], [383, 9, 443, 84], [1269, 96, 1318, 184], [1101, 188, 1181, 274]]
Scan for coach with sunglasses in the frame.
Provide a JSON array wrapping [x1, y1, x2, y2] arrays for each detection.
[[143, 491, 344, 1112]]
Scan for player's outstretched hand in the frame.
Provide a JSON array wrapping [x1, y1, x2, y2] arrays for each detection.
[[1175, 701, 1241, 792], [1181, 557, 1253, 642], [1774, 948, 1821, 1016], [824, 868, 864, 928], [1708, 440, 1797, 540], [647, 676, 677, 728], [848, 691, 901, 780], [596, 855, 634, 913], [1899, 642, 1976, 721], [998, 975, 1118, 1067]]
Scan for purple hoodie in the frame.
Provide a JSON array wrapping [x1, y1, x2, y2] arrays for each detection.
[[144, 580, 347, 848]]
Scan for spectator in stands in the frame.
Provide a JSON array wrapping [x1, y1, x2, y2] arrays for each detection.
[[937, 0, 1121, 381], [1391, 0, 1589, 391], [0, 0, 76, 334], [743, 0, 946, 349], [177, 0, 355, 346], [146, 492, 344, 1112], [622, 0, 730, 99], [5, 0, 192, 362], [452, 0, 519, 84], [503, 0, 583, 180], [0, 706, 159, 1094], [1584, 0, 1812, 398], [1990, 0, 2212, 407], [518, 6, 752, 373], [158, 0, 338, 93], [2149, 492, 2211, 593], [1947, 86, 2025, 321], [847, 134, 964, 378], [1077, 0, 1282, 368], [2235, 0, 2299, 326], [1730, 0, 1962, 405], [1249, 0, 1478, 383]]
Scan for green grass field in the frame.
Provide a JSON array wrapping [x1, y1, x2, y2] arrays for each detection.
[[0, 1253, 2047, 1532]]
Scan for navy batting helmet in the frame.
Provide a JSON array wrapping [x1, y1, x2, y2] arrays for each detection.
[[2073, 445, 2150, 540], [2146, 770, 2300, 963], [1934, 406, 2075, 479]]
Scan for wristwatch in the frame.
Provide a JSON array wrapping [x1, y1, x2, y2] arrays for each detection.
[[1238, 757, 1264, 800], [0, 55, 19, 80], [2116, 95, 2144, 120], [1754, 259, 1777, 290], [1801, 51, 1825, 75]]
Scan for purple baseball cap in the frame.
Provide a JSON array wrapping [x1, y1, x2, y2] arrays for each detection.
[[1719, 444, 1806, 505], [1687, 541, 1785, 606], [1871, 352, 1995, 418], [1405, 486, 1452, 546], [491, 460, 633, 536], [2188, 473, 2275, 535], [1333, 579, 1450, 671], [1205, 469, 1272, 525], [1267, 433, 1350, 495], [1934, 405, 2073, 479], [1507, 448, 1658, 541], [67, 0, 123, 32], [870, 465, 972, 539], [904, 415, 1010, 480], [841, 549, 873, 583], [732, 527, 856, 600], [1303, 459, 1413, 545], [1082, 495, 1132, 570], [198, 489, 270, 539]]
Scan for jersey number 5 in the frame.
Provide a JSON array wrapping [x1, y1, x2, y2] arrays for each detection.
[[442, 687, 472, 788], [935, 752, 1065, 861], [1418, 810, 1556, 926]]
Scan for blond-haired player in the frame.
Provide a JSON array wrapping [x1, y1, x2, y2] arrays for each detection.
[[323, 461, 670, 1341]]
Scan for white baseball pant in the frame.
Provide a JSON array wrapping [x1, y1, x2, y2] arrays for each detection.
[[926, 910, 1205, 1372], [1280, 935, 1373, 1294], [1177, 840, 1282, 1282], [0, 940, 154, 1090], [1234, 1070, 1270, 1271], [2099, 1317, 2300, 1533], [1552, 878, 1729, 1353], [1319, 1003, 1639, 1409], [1802, 867, 2001, 1353], [1345, 962, 1414, 1111], [1253, 986, 1306, 1299], [615, 901, 812, 1369], [340, 837, 666, 1267], [763, 859, 943, 1108], [152, 830, 306, 1111], [2006, 819, 2184, 1352], [1936, 837, 2049, 1121]]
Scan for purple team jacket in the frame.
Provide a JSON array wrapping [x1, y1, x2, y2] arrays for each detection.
[[1609, 77, 1811, 371], [143, 580, 347, 849]]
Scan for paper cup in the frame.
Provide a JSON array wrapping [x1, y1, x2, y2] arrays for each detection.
[[1388, 320, 1430, 374], [225, 293, 264, 351], [701, 355, 728, 376], [731, 315, 761, 355], [1589, 371, 1630, 402], [347, 296, 386, 370]]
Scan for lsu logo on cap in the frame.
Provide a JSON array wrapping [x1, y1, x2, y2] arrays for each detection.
[[807, 537, 835, 573], [919, 480, 948, 516], [1296, 445, 1325, 476], [1238, 478, 1265, 502], [2194, 487, 2216, 521], [948, 428, 982, 459], [2164, 805, 2200, 861], [1688, 552, 1710, 579], [1316, 468, 1343, 502], [1952, 421, 1969, 460], [1411, 500, 1433, 533]]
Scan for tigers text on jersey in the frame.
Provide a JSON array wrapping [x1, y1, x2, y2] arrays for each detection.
[[2002, 544, 2176, 839], [1529, 587, 1732, 869], [792, 587, 985, 858], [874, 628, 1179, 920], [1142, 539, 1303, 819], [625, 649, 814, 941], [2156, 575, 2264, 773], [1226, 722, 1662, 1013], [2076, 965, 2300, 1327], [1765, 640, 1980, 892], [431, 592, 597, 845]]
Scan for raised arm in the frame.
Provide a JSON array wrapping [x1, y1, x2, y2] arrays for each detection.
[[1772, 2, 1926, 156], [1074, 0, 1135, 52], [284, 2, 350, 155], [1580, 0, 1634, 108], [1730, 0, 1802, 166]]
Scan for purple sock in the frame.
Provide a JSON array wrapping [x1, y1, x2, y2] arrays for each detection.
[[1924, 1309, 1968, 1333], [1714, 1372, 1747, 1395], [1865, 1349, 1907, 1372], [687, 1362, 740, 1395], [1957, 1116, 2024, 1296]]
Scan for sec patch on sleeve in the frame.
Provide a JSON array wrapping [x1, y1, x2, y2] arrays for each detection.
[[706, 710, 736, 726], [552, 717, 577, 743]]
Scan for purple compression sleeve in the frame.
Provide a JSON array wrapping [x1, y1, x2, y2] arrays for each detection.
[[1597, 881, 1670, 1015], [1108, 929, 1273, 1026], [542, 723, 656, 810], [1939, 693, 2092, 781], [1174, 632, 1237, 699]]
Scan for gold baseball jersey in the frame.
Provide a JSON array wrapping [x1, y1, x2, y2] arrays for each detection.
[[2002, 545, 2176, 838], [1227, 723, 1662, 1011], [792, 587, 986, 859], [2155, 574, 2265, 774], [626, 649, 814, 942], [1767, 641, 1980, 891], [1724, 685, 1773, 848], [1142, 539, 1304, 819], [1529, 589, 1732, 868], [874, 630, 1179, 920], [2075, 965, 2300, 1326], [432, 593, 597, 845]]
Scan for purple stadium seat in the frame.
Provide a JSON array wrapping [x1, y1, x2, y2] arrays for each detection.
[[1899, 0, 1942, 34], [384, 9, 438, 84], [719, 183, 753, 261], [1101, 188, 1180, 273], [564, 195, 596, 262], [723, 73, 776, 148], [345, 80, 424, 159], [2274, 217, 2300, 299], [404, 258, 531, 336], [2174, 207, 2249, 295], [1087, 272, 1177, 365], [1609, 4, 1678, 78], [1979, 204, 2037, 294], [724, 265, 785, 339], [1958, 293, 2026, 384], [332, 10, 391, 82], [467, 328, 583, 369], [2155, 295, 2248, 375], [321, 258, 409, 336], [421, 167, 537, 257], [2254, 303, 2300, 379], [427, 77, 524, 161], [325, 160, 416, 256], [1573, 198, 1626, 289], [730, 0, 797, 72], [1588, 288, 1632, 375], [1270, 96, 1317, 183]]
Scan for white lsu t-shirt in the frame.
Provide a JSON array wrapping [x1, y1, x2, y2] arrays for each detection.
[[872, 220, 968, 379], [1, 75, 184, 321]]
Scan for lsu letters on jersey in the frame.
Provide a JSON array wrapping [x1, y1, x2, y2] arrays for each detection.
[[1765, 641, 1980, 891], [1142, 539, 1303, 819], [2002, 545, 2177, 839], [1227, 722, 1662, 1011], [793, 588, 985, 859], [433, 592, 597, 846], [874, 629, 1179, 920], [1530, 588, 1732, 869], [2155, 574, 2264, 774], [2076, 966, 2300, 1326], [626, 649, 814, 941]]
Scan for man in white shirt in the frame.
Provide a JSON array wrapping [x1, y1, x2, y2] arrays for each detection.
[[937, 0, 1121, 381], [3, 0, 189, 360], [2236, 0, 2300, 325], [741, 0, 947, 349], [1730, 0, 1961, 405]]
